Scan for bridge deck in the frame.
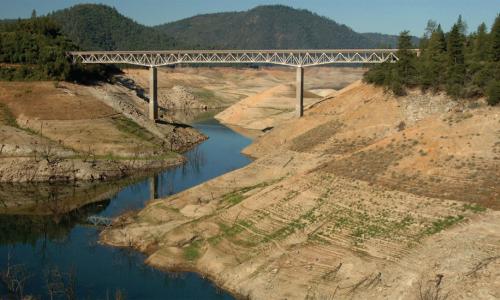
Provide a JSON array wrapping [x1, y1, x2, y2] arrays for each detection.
[[68, 49, 414, 67]]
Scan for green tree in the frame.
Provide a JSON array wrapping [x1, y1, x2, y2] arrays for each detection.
[[419, 20, 438, 52], [468, 23, 492, 92], [0, 16, 117, 82], [486, 15, 500, 105], [491, 14, 500, 63], [419, 24, 447, 90], [364, 13, 500, 106], [486, 80, 500, 105], [446, 20, 466, 98], [473, 23, 490, 61], [396, 31, 418, 87], [456, 15, 468, 36]]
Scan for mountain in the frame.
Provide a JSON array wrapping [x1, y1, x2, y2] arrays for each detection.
[[11, 4, 415, 51], [156, 5, 391, 49], [48, 4, 182, 50], [362, 32, 419, 48]]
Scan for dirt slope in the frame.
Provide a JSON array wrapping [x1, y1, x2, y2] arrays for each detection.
[[0, 81, 205, 182], [215, 84, 322, 130], [102, 81, 500, 299], [246, 81, 499, 209]]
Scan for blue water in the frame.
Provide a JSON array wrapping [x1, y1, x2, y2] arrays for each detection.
[[0, 114, 252, 299]]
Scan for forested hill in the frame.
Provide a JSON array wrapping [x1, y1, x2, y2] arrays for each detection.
[[0, 17, 117, 81], [48, 4, 182, 50], [361, 32, 419, 49], [156, 5, 404, 49], [40, 4, 409, 50]]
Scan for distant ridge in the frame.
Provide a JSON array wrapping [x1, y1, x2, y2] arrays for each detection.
[[48, 4, 182, 50], [28, 4, 416, 50], [156, 5, 407, 49]]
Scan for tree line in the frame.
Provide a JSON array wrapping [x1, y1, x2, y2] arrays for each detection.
[[364, 15, 500, 106], [0, 16, 116, 82]]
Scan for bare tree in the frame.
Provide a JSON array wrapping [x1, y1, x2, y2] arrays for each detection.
[[419, 274, 449, 300], [0, 252, 32, 299]]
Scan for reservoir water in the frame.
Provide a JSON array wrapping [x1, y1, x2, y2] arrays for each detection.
[[0, 110, 251, 299]]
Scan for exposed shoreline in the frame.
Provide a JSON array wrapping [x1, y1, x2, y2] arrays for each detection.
[[101, 80, 500, 299]]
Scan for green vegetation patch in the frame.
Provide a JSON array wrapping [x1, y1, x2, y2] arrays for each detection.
[[462, 203, 486, 213], [424, 215, 464, 235], [208, 220, 256, 246], [0, 103, 17, 127], [112, 116, 156, 142], [221, 181, 276, 206], [183, 240, 201, 261]]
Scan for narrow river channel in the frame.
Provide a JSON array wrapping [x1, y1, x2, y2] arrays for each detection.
[[0, 110, 251, 299]]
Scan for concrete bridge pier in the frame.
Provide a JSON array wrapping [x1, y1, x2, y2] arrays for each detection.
[[296, 66, 304, 117], [149, 66, 158, 121]]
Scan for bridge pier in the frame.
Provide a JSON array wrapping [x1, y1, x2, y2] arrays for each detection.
[[296, 66, 304, 117], [149, 66, 158, 121]]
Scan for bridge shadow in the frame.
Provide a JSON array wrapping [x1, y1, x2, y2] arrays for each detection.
[[155, 118, 192, 128], [114, 75, 148, 101]]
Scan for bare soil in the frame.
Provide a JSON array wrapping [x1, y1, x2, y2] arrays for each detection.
[[102, 79, 500, 299]]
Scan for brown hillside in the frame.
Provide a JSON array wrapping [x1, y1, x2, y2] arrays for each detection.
[[103, 80, 500, 300], [245, 81, 500, 209]]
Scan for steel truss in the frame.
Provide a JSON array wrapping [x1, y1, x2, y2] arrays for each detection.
[[68, 49, 408, 67]]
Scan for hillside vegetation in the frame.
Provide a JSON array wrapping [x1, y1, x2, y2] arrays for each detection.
[[0, 16, 115, 81], [49, 4, 181, 50], [156, 5, 402, 49], [365, 15, 500, 105], [13, 4, 413, 51]]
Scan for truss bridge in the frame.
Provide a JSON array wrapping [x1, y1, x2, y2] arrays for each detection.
[[69, 49, 416, 119]]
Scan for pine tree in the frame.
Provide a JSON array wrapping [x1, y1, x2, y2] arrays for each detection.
[[419, 20, 438, 52], [419, 25, 447, 90], [491, 14, 500, 63], [446, 20, 466, 98], [456, 15, 468, 35], [474, 23, 490, 61], [486, 15, 500, 105], [364, 14, 500, 106], [396, 31, 417, 89], [487, 80, 500, 105], [468, 23, 491, 91]]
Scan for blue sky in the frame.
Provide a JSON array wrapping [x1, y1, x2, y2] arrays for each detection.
[[0, 0, 498, 36]]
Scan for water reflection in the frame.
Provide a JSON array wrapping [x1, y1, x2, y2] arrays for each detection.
[[0, 200, 109, 246], [149, 175, 159, 200], [161, 108, 223, 124], [0, 177, 145, 216]]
